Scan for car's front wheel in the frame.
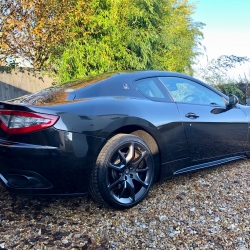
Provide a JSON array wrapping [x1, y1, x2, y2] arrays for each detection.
[[89, 134, 154, 209]]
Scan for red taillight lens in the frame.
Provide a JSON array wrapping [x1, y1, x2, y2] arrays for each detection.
[[0, 110, 59, 134]]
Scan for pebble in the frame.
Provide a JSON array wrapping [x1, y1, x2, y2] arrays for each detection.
[[0, 160, 249, 249], [61, 239, 68, 244]]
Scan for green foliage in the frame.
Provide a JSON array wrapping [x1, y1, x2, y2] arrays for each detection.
[[196, 55, 250, 85], [212, 83, 245, 104], [196, 55, 250, 104], [50, 0, 204, 82]]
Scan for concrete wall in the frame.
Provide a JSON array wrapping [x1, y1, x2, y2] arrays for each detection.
[[0, 67, 55, 101]]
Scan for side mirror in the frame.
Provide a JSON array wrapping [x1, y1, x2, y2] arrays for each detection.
[[227, 94, 239, 108]]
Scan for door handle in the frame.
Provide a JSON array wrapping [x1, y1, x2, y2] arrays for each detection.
[[185, 112, 199, 119]]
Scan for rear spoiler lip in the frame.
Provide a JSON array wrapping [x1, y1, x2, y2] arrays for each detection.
[[0, 101, 59, 117], [2, 94, 31, 103], [0, 101, 16, 110]]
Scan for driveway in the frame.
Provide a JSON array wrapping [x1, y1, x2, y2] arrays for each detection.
[[0, 160, 249, 249]]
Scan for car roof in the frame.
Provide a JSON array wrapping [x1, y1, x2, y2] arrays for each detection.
[[10, 70, 227, 105], [63, 70, 193, 89]]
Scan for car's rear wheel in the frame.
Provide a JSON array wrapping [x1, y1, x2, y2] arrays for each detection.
[[89, 134, 154, 209]]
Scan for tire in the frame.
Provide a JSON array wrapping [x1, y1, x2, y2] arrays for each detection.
[[88, 134, 155, 209]]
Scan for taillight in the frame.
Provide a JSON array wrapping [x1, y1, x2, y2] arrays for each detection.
[[0, 110, 59, 134]]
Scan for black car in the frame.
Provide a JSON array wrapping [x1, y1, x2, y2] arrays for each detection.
[[0, 71, 248, 209]]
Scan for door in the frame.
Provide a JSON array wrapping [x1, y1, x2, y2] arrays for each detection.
[[159, 77, 248, 161]]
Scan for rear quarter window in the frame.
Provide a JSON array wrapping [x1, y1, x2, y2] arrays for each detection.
[[134, 78, 172, 102]]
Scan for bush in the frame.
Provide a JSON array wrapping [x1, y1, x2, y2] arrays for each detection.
[[212, 83, 245, 104]]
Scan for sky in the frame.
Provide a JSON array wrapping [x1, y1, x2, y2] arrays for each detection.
[[191, 0, 250, 79]]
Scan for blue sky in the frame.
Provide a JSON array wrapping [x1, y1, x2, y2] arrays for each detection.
[[191, 0, 250, 77]]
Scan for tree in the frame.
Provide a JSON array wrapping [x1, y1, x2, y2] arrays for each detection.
[[196, 55, 250, 85], [1, 0, 204, 82], [50, 0, 204, 82], [195, 55, 250, 104], [0, 0, 83, 68], [213, 83, 245, 104]]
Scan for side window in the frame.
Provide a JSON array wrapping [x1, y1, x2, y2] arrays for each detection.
[[134, 78, 165, 99], [159, 77, 225, 106]]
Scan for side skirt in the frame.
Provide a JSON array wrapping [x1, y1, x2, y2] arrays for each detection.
[[173, 155, 246, 175]]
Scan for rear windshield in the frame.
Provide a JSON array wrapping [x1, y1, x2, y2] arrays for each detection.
[[61, 73, 114, 91]]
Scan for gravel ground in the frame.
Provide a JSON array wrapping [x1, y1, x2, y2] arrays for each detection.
[[0, 159, 249, 250]]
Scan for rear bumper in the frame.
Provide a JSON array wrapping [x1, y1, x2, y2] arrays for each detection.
[[0, 131, 105, 196]]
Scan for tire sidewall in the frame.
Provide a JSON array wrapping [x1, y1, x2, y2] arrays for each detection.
[[96, 134, 154, 209]]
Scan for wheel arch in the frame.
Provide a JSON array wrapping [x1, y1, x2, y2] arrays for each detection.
[[101, 124, 163, 182]]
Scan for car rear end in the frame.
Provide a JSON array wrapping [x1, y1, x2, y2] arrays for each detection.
[[0, 101, 98, 196]]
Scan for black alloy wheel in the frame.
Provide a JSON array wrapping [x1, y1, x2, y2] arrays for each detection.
[[89, 134, 154, 209]]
